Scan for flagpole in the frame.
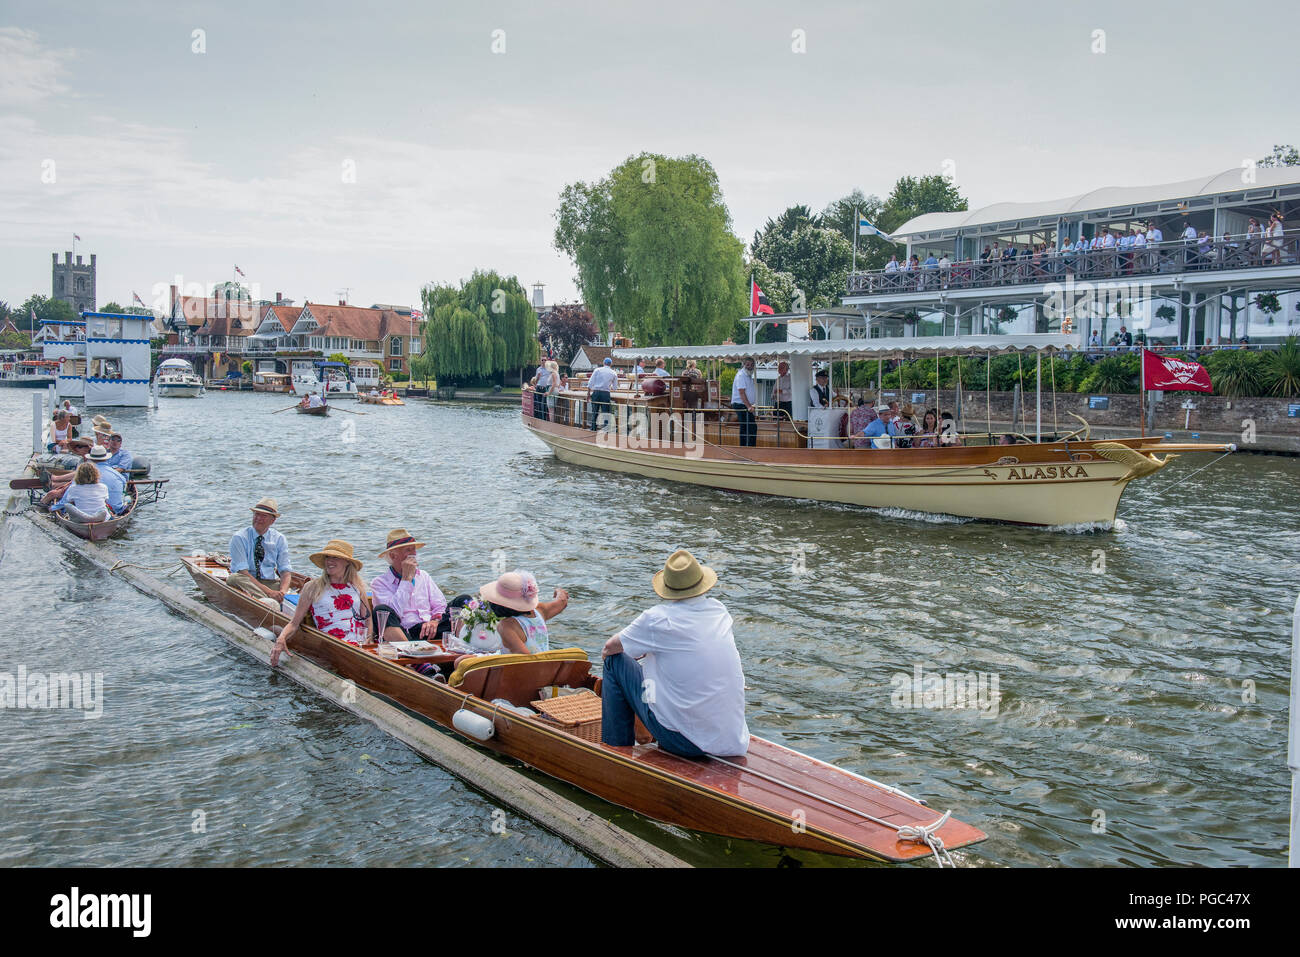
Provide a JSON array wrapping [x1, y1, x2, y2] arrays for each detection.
[[852, 207, 859, 275], [1139, 348, 1146, 438]]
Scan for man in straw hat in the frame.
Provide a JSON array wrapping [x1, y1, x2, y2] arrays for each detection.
[[369, 528, 448, 642], [228, 498, 293, 605], [600, 549, 749, 758]]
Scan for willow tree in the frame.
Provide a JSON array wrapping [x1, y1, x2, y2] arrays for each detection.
[[554, 152, 746, 347], [417, 271, 538, 383]]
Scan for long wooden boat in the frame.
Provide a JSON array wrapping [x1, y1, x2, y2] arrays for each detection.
[[182, 554, 987, 863], [295, 403, 329, 416], [524, 337, 1235, 526]]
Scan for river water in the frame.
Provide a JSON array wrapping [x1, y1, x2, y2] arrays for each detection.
[[1, 387, 1296, 867]]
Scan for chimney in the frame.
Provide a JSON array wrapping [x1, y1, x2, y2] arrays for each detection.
[[170, 284, 178, 315], [339, 299, 346, 306], [76, 255, 82, 265]]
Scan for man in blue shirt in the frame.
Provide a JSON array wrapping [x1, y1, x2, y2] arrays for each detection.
[[860, 405, 900, 447], [229, 497, 293, 604], [104, 433, 133, 472], [86, 445, 128, 514], [586, 357, 619, 431]]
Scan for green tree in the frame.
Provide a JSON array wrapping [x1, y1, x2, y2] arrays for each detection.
[[418, 271, 537, 383], [18, 294, 77, 329], [103, 301, 123, 314], [1258, 144, 1300, 168], [327, 352, 350, 365], [555, 152, 747, 347], [877, 174, 968, 234], [751, 204, 822, 255], [751, 225, 854, 309]]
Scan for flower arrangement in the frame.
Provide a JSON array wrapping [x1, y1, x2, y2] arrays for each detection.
[[456, 597, 500, 633]]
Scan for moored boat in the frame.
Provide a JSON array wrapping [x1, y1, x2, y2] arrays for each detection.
[[181, 554, 987, 863]]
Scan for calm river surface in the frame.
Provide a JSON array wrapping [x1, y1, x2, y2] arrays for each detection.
[[1, 388, 1296, 867]]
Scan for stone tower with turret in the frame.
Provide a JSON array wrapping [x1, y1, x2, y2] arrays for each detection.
[[52, 251, 96, 315]]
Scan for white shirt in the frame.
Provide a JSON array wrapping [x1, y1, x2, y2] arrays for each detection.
[[884, 259, 899, 273], [307, 393, 324, 408], [61, 482, 108, 513], [1134, 232, 1147, 247], [775, 373, 791, 401], [1148, 227, 1163, 243], [618, 596, 749, 757], [731, 368, 756, 405], [63, 404, 78, 416], [536, 366, 552, 389], [587, 366, 619, 391], [1183, 226, 1197, 241], [809, 383, 830, 408], [1102, 233, 1116, 248]]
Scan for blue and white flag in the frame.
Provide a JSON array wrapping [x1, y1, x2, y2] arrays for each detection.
[[858, 215, 891, 240]]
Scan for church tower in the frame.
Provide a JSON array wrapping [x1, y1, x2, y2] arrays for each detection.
[[52, 251, 97, 315]]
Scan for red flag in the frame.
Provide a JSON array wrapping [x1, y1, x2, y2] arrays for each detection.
[[234, 264, 245, 277], [1141, 348, 1212, 392], [751, 280, 774, 317]]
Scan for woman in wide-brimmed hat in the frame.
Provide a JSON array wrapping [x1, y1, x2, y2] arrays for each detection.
[[455, 570, 569, 656], [271, 540, 371, 666]]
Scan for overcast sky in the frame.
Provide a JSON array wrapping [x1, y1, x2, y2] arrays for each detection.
[[2, 1, 1296, 313]]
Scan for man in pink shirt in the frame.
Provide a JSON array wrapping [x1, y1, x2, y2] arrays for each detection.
[[370, 528, 448, 641]]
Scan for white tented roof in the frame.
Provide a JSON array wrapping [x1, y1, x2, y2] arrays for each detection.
[[614, 334, 1079, 363], [893, 167, 1300, 239]]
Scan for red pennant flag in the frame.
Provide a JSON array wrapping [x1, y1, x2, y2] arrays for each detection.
[[1141, 348, 1212, 392], [751, 280, 774, 317]]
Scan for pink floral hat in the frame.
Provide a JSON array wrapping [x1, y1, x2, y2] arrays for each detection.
[[479, 570, 539, 613]]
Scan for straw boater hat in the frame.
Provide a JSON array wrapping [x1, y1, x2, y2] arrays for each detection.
[[251, 497, 280, 517], [480, 571, 539, 613], [652, 549, 717, 601], [378, 528, 426, 558], [86, 445, 111, 462], [91, 414, 109, 427], [310, 539, 362, 571]]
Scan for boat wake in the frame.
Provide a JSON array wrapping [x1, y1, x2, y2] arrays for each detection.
[[867, 506, 974, 526], [1038, 518, 1127, 535]]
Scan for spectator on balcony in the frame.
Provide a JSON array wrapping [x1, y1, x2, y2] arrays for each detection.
[[1220, 232, 1239, 266], [938, 253, 952, 287], [884, 254, 900, 273], [1246, 218, 1263, 262], [1118, 326, 1133, 349], [1197, 230, 1213, 268], [1265, 212, 1285, 265], [1088, 330, 1102, 352], [1146, 222, 1163, 270], [921, 253, 939, 289]]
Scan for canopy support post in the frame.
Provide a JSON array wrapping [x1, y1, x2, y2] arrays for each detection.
[[1035, 351, 1042, 443]]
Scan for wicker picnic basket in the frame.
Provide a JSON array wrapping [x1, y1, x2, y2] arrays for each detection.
[[530, 690, 602, 743]]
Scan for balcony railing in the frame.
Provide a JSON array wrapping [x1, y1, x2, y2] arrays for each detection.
[[847, 228, 1300, 297]]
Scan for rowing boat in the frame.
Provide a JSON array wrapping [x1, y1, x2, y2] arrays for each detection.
[[295, 404, 329, 416], [52, 484, 138, 542], [358, 393, 405, 405], [182, 554, 987, 863]]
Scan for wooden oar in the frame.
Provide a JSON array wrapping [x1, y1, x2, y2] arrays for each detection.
[[330, 406, 365, 415], [270, 403, 304, 414], [8, 478, 45, 489]]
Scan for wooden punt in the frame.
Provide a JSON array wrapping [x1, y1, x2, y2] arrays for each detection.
[[295, 403, 330, 416], [182, 555, 987, 863], [358, 393, 405, 405]]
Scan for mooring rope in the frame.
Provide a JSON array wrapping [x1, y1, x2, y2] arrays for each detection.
[[896, 809, 956, 868], [1148, 450, 1236, 495]]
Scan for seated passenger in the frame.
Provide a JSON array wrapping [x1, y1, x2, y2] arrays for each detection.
[[454, 572, 572, 655], [914, 409, 940, 448], [307, 392, 325, 408], [85, 445, 128, 514], [860, 405, 899, 447], [369, 528, 448, 641], [49, 411, 71, 451], [998, 433, 1018, 446], [104, 433, 134, 472], [51, 462, 110, 524], [600, 549, 749, 758], [271, 540, 371, 666], [228, 497, 293, 606], [40, 438, 93, 505]]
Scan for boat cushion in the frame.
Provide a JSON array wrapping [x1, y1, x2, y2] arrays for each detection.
[[449, 648, 592, 706]]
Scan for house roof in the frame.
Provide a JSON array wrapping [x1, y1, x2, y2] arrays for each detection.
[[893, 167, 1300, 239], [301, 302, 409, 340], [178, 296, 259, 334], [262, 304, 301, 333], [571, 344, 613, 366]]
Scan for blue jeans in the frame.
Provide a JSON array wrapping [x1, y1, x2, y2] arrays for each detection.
[[600, 653, 706, 758]]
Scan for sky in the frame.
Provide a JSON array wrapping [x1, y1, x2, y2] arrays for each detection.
[[2, 0, 1297, 314]]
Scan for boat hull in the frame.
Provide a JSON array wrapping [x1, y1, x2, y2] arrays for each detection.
[[524, 415, 1163, 526], [157, 384, 203, 398], [181, 557, 986, 862], [295, 405, 329, 416], [52, 488, 136, 541]]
